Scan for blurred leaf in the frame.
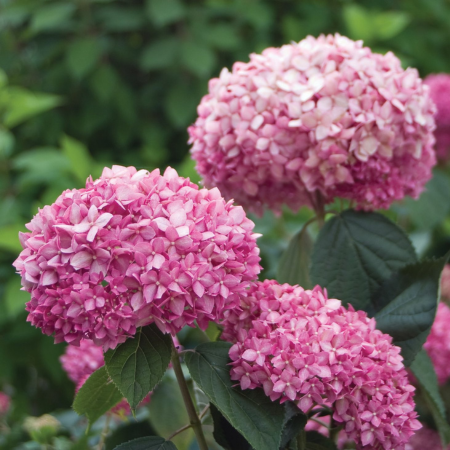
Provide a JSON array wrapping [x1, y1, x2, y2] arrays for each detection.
[[282, 17, 305, 43], [73, 367, 123, 426], [0, 128, 15, 159], [104, 325, 172, 411], [277, 225, 313, 288], [374, 11, 410, 40], [181, 41, 216, 78], [403, 170, 450, 231], [4, 276, 28, 319], [29, 3, 76, 33], [140, 38, 179, 71], [185, 342, 286, 450], [164, 84, 199, 128], [373, 257, 446, 366], [310, 210, 417, 311], [146, 0, 186, 27], [205, 24, 240, 50], [61, 134, 92, 184], [0, 223, 24, 253], [90, 65, 120, 102], [342, 4, 374, 42], [147, 372, 195, 450], [66, 37, 103, 80], [97, 6, 146, 32], [411, 349, 450, 446], [113, 437, 178, 450], [177, 154, 201, 185], [3, 87, 62, 128]]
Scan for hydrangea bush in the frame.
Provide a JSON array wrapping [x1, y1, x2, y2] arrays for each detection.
[[10, 35, 450, 450]]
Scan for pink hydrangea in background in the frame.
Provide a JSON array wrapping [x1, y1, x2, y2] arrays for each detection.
[[423, 302, 450, 385], [60, 340, 150, 416], [406, 425, 449, 450], [440, 264, 450, 301], [225, 280, 420, 450], [13, 166, 261, 350], [189, 34, 436, 215], [424, 74, 450, 161], [0, 392, 10, 416]]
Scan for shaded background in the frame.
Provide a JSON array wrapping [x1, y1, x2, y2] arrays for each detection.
[[1, 0, 450, 447]]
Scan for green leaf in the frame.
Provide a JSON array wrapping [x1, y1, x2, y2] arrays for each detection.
[[373, 257, 447, 366], [66, 38, 103, 80], [181, 41, 216, 78], [146, 0, 186, 27], [0, 223, 25, 253], [210, 403, 251, 450], [342, 4, 374, 42], [277, 226, 313, 288], [73, 366, 123, 425], [140, 38, 179, 71], [411, 349, 450, 446], [204, 24, 240, 50], [61, 134, 93, 184], [89, 65, 120, 102], [4, 276, 29, 319], [147, 372, 195, 450], [97, 7, 146, 32], [305, 431, 337, 450], [373, 11, 410, 40], [185, 342, 286, 450], [29, 3, 76, 33], [104, 325, 172, 411], [310, 210, 417, 311], [113, 437, 178, 450], [280, 403, 307, 449], [0, 129, 15, 159], [403, 170, 450, 231], [164, 84, 199, 128], [3, 87, 62, 128]]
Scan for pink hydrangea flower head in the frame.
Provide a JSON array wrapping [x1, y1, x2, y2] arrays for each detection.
[[423, 302, 450, 385], [225, 280, 420, 450], [405, 425, 448, 450], [61, 340, 150, 416], [0, 392, 10, 416], [189, 34, 436, 214], [424, 74, 450, 161], [440, 264, 450, 301], [14, 166, 261, 350]]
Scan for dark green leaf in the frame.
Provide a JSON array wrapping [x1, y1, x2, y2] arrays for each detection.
[[140, 38, 179, 71], [66, 38, 103, 80], [373, 257, 446, 365], [164, 84, 199, 128], [310, 210, 417, 310], [146, 0, 186, 27], [97, 7, 146, 32], [403, 170, 450, 231], [73, 367, 123, 425], [0, 129, 15, 159], [210, 403, 251, 450], [147, 373, 195, 450], [29, 3, 76, 33], [185, 342, 286, 450], [180, 41, 216, 78], [277, 226, 313, 288], [104, 325, 172, 411], [90, 65, 120, 102], [305, 431, 337, 450], [113, 437, 178, 450], [280, 403, 307, 449], [61, 134, 93, 184], [410, 350, 450, 446]]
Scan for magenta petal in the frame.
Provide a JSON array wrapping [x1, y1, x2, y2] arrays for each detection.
[[71, 251, 93, 269]]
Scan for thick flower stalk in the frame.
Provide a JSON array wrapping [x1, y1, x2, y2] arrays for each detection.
[[189, 34, 436, 214], [424, 74, 450, 161], [225, 280, 420, 450], [423, 302, 450, 385], [13, 166, 261, 349], [60, 340, 150, 415]]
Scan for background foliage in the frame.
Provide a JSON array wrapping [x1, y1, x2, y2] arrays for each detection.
[[2, 0, 450, 448]]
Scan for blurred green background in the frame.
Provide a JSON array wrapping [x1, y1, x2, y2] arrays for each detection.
[[1, 0, 450, 447]]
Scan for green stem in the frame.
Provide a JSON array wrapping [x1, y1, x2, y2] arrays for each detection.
[[170, 346, 208, 450], [97, 415, 111, 450]]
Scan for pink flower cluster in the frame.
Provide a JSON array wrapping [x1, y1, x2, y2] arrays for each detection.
[[13, 166, 260, 349], [189, 34, 436, 214], [226, 280, 420, 449], [60, 340, 149, 416], [440, 264, 450, 301], [0, 392, 10, 416], [423, 302, 450, 385], [424, 74, 450, 161]]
